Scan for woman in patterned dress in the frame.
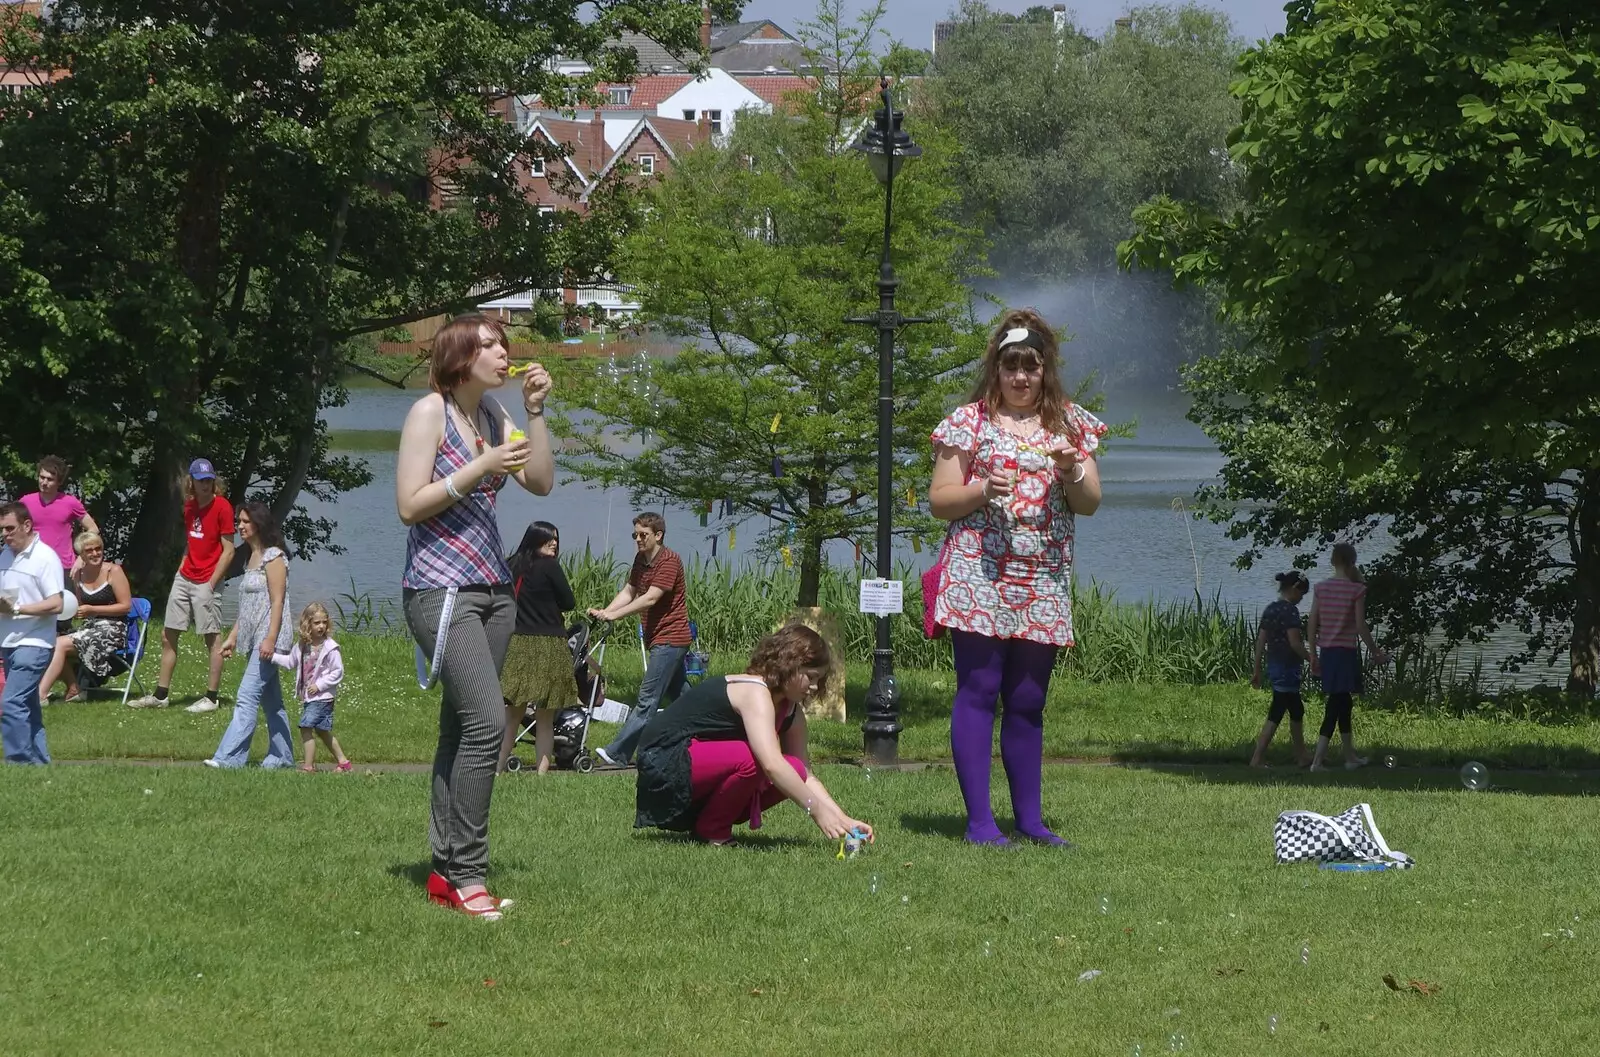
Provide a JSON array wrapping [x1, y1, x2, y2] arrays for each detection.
[[928, 309, 1107, 846], [396, 313, 553, 921], [40, 532, 132, 701]]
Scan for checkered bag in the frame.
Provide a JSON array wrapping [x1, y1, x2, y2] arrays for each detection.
[[1274, 803, 1414, 868]]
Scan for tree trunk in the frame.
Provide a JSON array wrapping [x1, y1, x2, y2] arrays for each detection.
[[123, 445, 186, 594], [1567, 470, 1600, 697], [270, 190, 353, 531], [795, 479, 828, 607]]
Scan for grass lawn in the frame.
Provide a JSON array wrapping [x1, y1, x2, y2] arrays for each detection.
[[35, 631, 1600, 772], [2, 762, 1596, 1055]]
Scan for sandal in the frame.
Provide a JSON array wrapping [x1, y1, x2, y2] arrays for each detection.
[[426, 872, 513, 912], [298, 765, 316, 773], [450, 887, 503, 921], [336, 760, 353, 772]]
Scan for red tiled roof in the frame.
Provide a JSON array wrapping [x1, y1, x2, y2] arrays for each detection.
[[592, 74, 695, 110], [641, 115, 710, 157], [736, 75, 818, 108]]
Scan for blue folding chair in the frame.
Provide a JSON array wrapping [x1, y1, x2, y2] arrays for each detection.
[[109, 597, 152, 706]]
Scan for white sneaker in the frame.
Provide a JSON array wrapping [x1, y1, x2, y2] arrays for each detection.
[[203, 759, 220, 769], [594, 747, 623, 768], [185, 697, 220, 714], [128, 694, 166, 709]]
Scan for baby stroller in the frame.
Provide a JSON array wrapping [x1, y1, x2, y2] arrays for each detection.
[[504, 619, 610, 774]]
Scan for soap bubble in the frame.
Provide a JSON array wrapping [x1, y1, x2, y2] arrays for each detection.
[[1268, 1014, 1279, 1036], [1168, 1033, 1187, 1052], [882, 674, 899, 700], [983, 940, 993, 957], [1299, 941, 1310, 966], [1098, 895, 1110, 915], [1461, 761, 1489, 791], [1130, 1046, 1142, 1057], [901, 895, 909, 905], [869, 874, 879, 895], [1383, 755, 1396, 769]]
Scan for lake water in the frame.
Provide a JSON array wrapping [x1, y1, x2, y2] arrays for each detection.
[[304, 382, 1278, 603], [296, 380, 1547, 684]]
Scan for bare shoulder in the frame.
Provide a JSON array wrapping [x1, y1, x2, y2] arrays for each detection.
[[405, 392, 446, 426]]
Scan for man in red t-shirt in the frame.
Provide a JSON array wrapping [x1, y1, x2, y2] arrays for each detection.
[[18, 455, 98, 571], [590, 512, 691, 767], [130, 458, 235, 712]]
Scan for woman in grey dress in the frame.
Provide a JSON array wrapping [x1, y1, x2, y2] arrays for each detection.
[[206, 502, 295, 769]]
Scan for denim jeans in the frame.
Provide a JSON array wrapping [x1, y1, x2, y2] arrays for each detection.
[[603, 644, 689, 764], [211, 656, 296, 769], [1, 646, 51, 765]]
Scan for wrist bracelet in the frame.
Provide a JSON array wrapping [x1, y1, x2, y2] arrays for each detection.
[[525, 405, 545, 417], [1070, 463, 1087, 484], [443, 474, 464, 501]]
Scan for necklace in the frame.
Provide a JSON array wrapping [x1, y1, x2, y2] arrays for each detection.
[[450, 395, 485, 453], [994, 408, 1041, 439]]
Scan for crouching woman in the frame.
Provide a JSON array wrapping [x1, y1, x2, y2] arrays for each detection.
[[634, 624, 873, 847]]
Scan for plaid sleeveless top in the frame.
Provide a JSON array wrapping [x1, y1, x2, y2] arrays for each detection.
[[401, 398, 512, 590]]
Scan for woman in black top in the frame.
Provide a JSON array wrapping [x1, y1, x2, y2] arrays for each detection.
[[634, 624, 874, 846], [1249, 570, 1312, 768], [499, 521, 577, 773]]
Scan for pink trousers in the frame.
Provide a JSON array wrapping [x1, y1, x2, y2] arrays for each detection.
[[688, 739, 808, 843]]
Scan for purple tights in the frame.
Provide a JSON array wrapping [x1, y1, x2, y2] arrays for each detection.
[[950, 629, 1062, 845]]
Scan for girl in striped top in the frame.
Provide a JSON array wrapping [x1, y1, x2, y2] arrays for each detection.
[[396, 313, 554, 921], [1306, 543, 1388, 772]]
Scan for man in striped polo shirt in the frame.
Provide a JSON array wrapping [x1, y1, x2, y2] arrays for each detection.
[[591, 512, 691, 768]]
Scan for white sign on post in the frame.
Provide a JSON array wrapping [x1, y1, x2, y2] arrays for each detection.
[[858, 578, 904, 616]]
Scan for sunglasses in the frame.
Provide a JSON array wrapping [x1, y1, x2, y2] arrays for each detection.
[[631, 532, 653, 541]]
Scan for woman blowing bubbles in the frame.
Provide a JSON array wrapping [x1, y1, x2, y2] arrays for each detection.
[[927, 310, 1107, 847], [396, 314, 553, 921]]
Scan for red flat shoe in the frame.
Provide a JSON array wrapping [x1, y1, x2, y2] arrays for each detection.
[[450, 887, 503, 921], [426, 871, 453, 908]]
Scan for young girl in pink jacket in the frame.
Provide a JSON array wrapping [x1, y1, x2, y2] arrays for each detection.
[[273, 602, 351, 772]]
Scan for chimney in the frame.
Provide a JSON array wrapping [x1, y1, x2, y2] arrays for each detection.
[[1114, 16, 1133, 32], [700, 1, 712, 56], [592, 110, 606, 172], [1053, 4, 1067, 37]]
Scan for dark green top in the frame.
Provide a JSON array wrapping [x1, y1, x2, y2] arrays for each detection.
[[634, 675, 798, 832]]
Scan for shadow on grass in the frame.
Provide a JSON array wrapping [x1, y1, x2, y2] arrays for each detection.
[[1118, 753, 1600, 797], [386, 861, 433, 890], [634, 831, 812, 851]]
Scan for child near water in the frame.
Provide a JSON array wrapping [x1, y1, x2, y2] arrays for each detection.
[[1249, 570, 1312, 768], [273, 602, 351, 773], [1306, 543, 1387, 771]]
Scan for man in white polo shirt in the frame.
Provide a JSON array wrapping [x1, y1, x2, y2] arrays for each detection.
[[0, 501, 64, 765]]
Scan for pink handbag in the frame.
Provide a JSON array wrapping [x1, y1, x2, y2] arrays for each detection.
[[922, 533, 954, 639]]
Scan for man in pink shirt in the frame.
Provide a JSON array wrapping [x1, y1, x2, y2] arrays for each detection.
[[18, 456, 98, 571]]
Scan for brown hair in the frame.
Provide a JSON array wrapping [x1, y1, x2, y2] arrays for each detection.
[[0, 501, 30, 527], [968, 307, 1073, 436], [633, 511, 667, 538], [429, 313, 507, 394], [745, 624, 831, 692], [1331, 542, 1364, 583], [37, 455, 68, 482], [182, 474, 228, 501]]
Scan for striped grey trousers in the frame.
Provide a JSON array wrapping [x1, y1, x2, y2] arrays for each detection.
[[404, 584, 515, 888]]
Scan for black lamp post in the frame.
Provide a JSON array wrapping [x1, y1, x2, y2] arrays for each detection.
[[848, 75, 927, 765]]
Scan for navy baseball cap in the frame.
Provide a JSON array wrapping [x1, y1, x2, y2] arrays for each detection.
[[189, 458, 217, 480]]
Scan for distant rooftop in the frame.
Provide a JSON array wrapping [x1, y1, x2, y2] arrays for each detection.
[[603, 18, 830, 77]]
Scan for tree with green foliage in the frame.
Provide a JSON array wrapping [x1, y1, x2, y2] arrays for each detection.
[[1120, 0, 1600, 693], [550, 0, 990, 608], [922, 2, 1243, 385], [0, 0, 703, 587]]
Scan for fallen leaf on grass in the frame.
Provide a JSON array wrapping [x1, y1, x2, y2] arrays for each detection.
[[483, 978, 497, 989], [1319, 1022, 1330, 1033], [558, 938, 571, 947], [428, 1021, 447, 1029], [902, 861, 914, 869], [749, 988, 764, 996], [1382, 974, 1442, 996], [1212, 967, 1245, 977]]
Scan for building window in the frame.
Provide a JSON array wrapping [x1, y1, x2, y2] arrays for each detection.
[[637, 154, 656, 176], [539, 205, 556, 216], [708, 109, 723, 135], [682, 109, 695, 121], [608, 85, 633, 106], [530, 157, 545, 177]]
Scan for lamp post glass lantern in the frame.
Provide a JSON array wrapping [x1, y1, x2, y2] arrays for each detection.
[[848, 76, 927, 766]]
